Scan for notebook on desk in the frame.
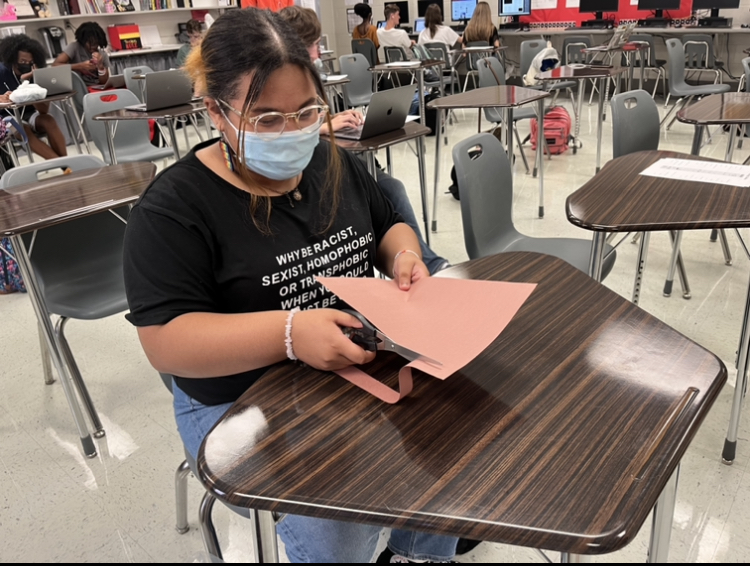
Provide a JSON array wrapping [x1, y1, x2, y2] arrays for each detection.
[[33, 65, 73, 96], [335, 85, 415, 141], [124, 69, 193, 112]]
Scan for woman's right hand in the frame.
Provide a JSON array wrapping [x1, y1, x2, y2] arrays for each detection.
[[291, 308, 376, 370], [74, 60, 97, 73]]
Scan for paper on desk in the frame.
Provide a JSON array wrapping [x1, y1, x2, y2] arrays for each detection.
[[384, 61, 421, 68], [640, 158, 750, 187], [326, 74, 348, 81], [317, 276, 537, 403]]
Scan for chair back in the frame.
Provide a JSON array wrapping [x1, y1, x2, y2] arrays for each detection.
[[83, 89, 152, 164], [351, 38, 377, 67], [123, 65, 154, 102], [682, 34, 716, 69], [338, 54, 374, 108], [411, 43, 431, 61], [477, 58, 505, 123], [629, 34, 657, 67], [742, 57, 750, 92], [70, 71, 87, 117], [665, 38, 687, 93], [464, 41, 488, 72], [0, 155, 105, 193], [385, 46, 408, 63], [562, 36, 591, 65], [520, 40, 546, 77], [610, 90, 660, 159], [424, 42, 449, 64], [452, 133, 519, 259]]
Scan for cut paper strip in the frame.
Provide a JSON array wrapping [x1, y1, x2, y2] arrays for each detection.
[[317, 276, 537, 403]]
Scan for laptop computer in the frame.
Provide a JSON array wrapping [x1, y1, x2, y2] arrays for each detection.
[[414, 18, 426, 33], [588, 22, 637, 52], [33, 65, 73, 95], [335, 85, 416, 141], [125, 69, 193, 112], [89, 74, 126, 90]]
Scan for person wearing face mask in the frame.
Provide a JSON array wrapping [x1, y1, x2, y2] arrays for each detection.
[[0, 34, 68, 161], [280, 5, 449, 275], [123, 9, 458, 564], [53, 22, 110, 86]]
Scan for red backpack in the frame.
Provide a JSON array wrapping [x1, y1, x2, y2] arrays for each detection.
[[530, 106, 572, 155]]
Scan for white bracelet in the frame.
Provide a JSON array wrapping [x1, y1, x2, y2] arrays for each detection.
[[98, 69, 107, 75], [392, 249, 421, 279], [284, 307, 301, 361]]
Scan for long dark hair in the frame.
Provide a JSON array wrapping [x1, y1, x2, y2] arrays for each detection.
[[0, 34, 47, 69], [185, 9, 341, 234], [425, 4, 443, 39]]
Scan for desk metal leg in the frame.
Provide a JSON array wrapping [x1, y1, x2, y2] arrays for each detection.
[[690, 125, 704, 156], [416, 135, 430, 245], [647, 464, 680, 563], [66, 99, 91, 154], [588, 232, 607, 282], [254, 509, 280, 563], [723, 267, 750, 464], [168, 119, 181, 161], [417, 70, 426, 127], [561, 554, 590, 563], [572, 78, 584, 154], [632, 232, 650, 305], [536, 98, 544, 218], [432, 108, 444, 233], [726, 124, 738, 163], [505, 108, 514, 163], [10, 235, 97, 458], [596, 77, 605, 173], [104, 121, 117, 165], [719, 228, 733, 265], [38, 322, 54, 385]]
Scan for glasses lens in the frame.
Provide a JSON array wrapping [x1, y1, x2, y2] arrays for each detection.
[[299, 107, 327, 133], [253, 113, 287, 136]]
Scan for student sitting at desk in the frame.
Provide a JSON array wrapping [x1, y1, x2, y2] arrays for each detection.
[[0, 34, 68, 161], [352, 2, 380, 63], [53, 22, 110, 86], [377, 3, 415, 62], [176, 19, 203, 68], [123, 8, 458, 564], [418, 3, 462, 47], [280, 5, 449, 275], [462, 1, 499, 48]]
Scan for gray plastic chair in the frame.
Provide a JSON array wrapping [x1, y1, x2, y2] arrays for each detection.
[[338, 54, 374, 108], [682, 33, 723, 85], [629, 34, 667, 98], [384, 46, 412, 87], [351, 38, 377, 66], [0, 154, 135, 439], [662, 38, 730, 129], [452, 133, 616, 279], [610, 90, 660, 159], [740, 57, 750, 93], [462, 41, 488, 92], [83, 89, 176, 164], [477, 57, 535, 174], [160, 372, 279, 562], [123, 65, 153, 102], [424, 41, 459, 95]]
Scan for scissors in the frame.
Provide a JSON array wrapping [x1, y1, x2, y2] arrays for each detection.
[[341, 309, 442, 368]]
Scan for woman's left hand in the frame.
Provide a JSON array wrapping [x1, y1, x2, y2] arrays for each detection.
[[393, 250, 429, 291]]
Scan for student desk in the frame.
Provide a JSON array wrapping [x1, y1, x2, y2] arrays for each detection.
[[565, 149, 750, 467], [371, 59, 445, 125], [322, 75, 350, 115], [0, 92, 90, 165], [197, 252, 725, 563], [538, 65, 627, 173], [92, 101, 208, 163], [0, 162, 157, 458], [427, 86, 550, 229], [334, 121, 431, 244]]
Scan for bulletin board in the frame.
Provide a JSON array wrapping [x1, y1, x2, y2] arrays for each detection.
[[523, 1, 693, 26]]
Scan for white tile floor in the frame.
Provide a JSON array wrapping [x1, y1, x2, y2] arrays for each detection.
[[2, 88, 750, 562]]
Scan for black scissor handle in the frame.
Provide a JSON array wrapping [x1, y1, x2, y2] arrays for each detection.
[[341, 309, 379, 351]]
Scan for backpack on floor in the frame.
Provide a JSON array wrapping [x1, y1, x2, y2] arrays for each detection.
[[0, 238, 25, 294], [530, 106, 572, 155]]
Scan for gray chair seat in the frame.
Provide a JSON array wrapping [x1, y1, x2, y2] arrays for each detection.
[[671, 81, 729, 97], [43, 266, 128, 320], [452, 133, 616, 279]]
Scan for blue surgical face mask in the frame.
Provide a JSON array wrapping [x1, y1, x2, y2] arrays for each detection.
[[222, 110, 321, 181]]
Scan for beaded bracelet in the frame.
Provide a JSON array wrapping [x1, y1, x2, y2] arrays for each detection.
[[284, 307, 301, 361], [392, 249, 421, 279]]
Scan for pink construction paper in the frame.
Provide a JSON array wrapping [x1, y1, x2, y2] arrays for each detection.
[[317, 276, 537, 403]]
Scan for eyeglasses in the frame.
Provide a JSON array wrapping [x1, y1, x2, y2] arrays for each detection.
[[219, 97, 329, 139]]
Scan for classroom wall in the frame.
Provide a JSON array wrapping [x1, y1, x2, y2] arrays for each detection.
[[319, 0, 750, 81]]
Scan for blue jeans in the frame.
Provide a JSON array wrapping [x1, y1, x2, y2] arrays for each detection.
[[173, 381, 457, 562], [373, 167, 448, 275]]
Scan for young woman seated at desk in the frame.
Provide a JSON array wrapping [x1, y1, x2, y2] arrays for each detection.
[[123, 9, 458, 563], [0, 34, 68, 161]]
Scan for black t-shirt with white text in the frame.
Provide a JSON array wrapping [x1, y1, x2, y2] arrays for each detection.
[[123, 139, 401, 405]]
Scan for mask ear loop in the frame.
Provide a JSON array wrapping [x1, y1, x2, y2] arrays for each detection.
[[218, 106, 237, 174]]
